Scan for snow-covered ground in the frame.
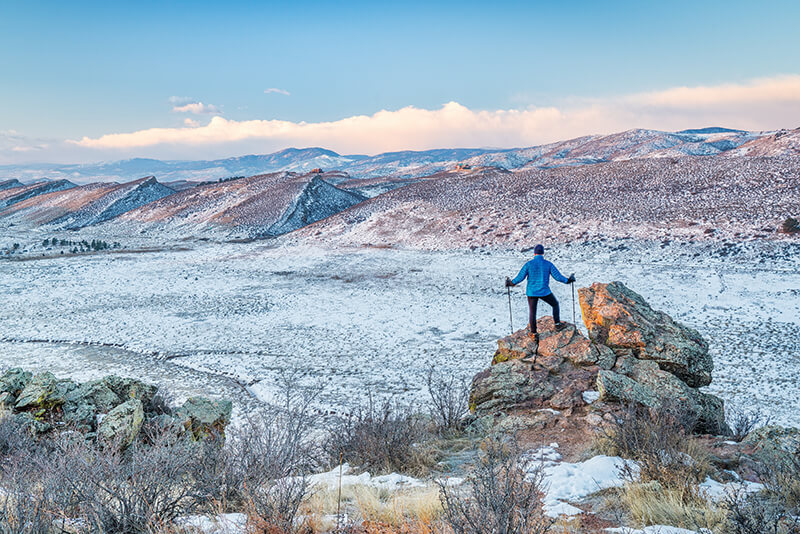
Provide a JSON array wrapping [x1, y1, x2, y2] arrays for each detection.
[[1, 239, 798, 425]]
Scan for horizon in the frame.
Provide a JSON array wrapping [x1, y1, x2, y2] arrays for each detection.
[[2, 1, 800, 164], [0, 124, 771, 169]]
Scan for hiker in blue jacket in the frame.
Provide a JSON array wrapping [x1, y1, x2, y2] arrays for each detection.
[[505, 244, 575, 338]]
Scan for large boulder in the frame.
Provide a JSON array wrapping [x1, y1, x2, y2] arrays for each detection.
[[472, 319, 601, 415], [175, 397, 233, 439], [15, 372, 66, 411], [98, 399, 144, 447], [597, 357, 727, 434], [493, 318, 616, 370], [579, 281, 712, 387], [469, 282, 728, 436]]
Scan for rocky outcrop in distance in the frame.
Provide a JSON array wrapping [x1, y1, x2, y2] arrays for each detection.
[[469, 281, 729, 435], [0, 368, 232, 445]]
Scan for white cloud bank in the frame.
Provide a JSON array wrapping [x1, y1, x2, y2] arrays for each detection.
[[74, 75, 800, 156], [4, 76, 800, 164], [264, 88, 291, 96]]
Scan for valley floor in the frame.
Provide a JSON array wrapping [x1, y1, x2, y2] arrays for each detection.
[[1, 238, 798, 426]]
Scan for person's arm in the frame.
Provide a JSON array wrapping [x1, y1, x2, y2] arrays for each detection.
[[507, 263, 528, 286], [549, 263, 570, 284]]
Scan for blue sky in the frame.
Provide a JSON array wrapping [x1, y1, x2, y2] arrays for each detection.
[[1, 1, 799, 163]]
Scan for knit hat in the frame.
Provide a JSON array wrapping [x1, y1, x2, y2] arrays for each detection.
[[534, 244, 544, 255]]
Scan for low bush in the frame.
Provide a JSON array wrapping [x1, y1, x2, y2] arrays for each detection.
[[325, 396, 433, 476], [722, 447, 800, 533], [425, 367, 469, 436], [726, 403, 770, 442], [597, 401, 711, 493], [437, 437, 553, 534]]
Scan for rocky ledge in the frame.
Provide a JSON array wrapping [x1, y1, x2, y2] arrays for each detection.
[[469, 281, 729, 436], [0, 369, 232, 445]]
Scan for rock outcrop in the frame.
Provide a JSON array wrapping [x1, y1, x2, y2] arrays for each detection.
[[470, 282, 728, 435], [0, 368, 232, 445], [580, 281, 712, 387]]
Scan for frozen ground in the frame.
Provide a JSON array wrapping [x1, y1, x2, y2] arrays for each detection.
[[0, 239, 798, 425]]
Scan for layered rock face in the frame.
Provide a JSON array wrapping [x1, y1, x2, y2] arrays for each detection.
[[470, 282, 728, 435]]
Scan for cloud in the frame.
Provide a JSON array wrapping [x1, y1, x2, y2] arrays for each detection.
[[4, 75, 798, 163], [171, 101, 221, 115], [69, 75, 800, 157], [264, 88, 291, 96]]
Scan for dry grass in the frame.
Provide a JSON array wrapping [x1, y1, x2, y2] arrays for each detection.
[[614, 481, 726, 532], [303, 483, 442, 533], [593, 402, 713, 491]]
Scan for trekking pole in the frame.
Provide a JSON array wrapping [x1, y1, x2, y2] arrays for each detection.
[[507, 285, 514, 334], [571, 282, 576, 327]]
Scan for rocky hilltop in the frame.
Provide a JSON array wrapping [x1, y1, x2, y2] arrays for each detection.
[[469, 281, 728, 437]]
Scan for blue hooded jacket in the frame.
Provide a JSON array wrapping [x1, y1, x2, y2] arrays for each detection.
[[511, 255, 569, 297]]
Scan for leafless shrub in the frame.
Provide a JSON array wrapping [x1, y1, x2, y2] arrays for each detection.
[[325, 395, 430, 475], [437, 437, 553, 534], [51, 431, 209, 533], [756, 449, 800, 514], [426, 366, 469, 435], [244, 477, 312, 534], [726, 403, 771, 442], [0, 449, 70, 533], [145, 387, 176, 416], [196, 376, 319, 531], [0, 410, 36, 457], [599, 401, 710, 494], [722, 484, 800, 534]]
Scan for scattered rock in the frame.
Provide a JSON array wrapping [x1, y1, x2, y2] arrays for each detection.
[[15, 372, 65, 411], [1, 369, 231, 445], [0, 368, 32, 403], [103, 376, 157, 406], [98, 399, 145, 447], [175, 397, 233, 439], [744, 425, 800, 456]]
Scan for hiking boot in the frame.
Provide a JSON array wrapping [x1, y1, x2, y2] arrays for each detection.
[[554, 322, 568, 332]]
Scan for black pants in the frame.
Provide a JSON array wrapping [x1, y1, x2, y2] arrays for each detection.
[[527, 293, 560, 332]]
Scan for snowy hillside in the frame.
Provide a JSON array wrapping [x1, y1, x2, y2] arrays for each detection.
[[0, 177, 174, 229], [0, 179, 23, 191], [7, 126, 795, 186], [111, 171, 366, 238], [0, 179, 76, 209], [294, 156, 800, 249]]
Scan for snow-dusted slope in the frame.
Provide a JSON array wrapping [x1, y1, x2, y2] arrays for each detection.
[[0, 128, 787, 185], [58, 177, 176, 228], [0, 177, 175, 228], [264, 176, 366, 236], [294, 156, 800, 248], [0, 179, 75, 209], [114, 171, 366, 238], [459, 128, 759, 170], [725, 128, 800, 157], [0, 179, 23, 191]]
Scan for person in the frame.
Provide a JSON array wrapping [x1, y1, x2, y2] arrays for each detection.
[[505, 244, 575, 339]]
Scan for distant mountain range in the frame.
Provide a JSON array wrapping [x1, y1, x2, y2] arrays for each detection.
[[2, 127, 797, 186], [1, 126, 797, 245]]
